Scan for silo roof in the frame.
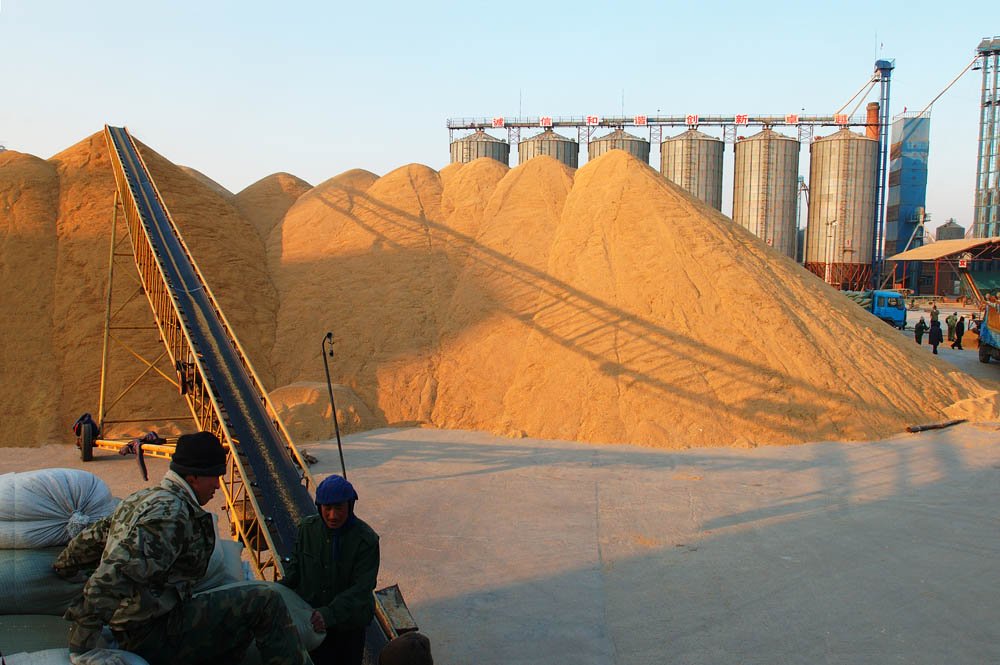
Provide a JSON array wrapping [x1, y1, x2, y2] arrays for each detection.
[[524, 129, 575, 143], [456, 130, 505, 143], [597, 128, 648, 143], [814, 128, 876, 142], [743, 128, 796, 142], [666, 129, 721, 142]]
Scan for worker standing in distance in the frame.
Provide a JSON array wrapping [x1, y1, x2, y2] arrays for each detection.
[[280, 475, 380, 665], [914, 316, 928, 345], [53, 431, 313, 665]]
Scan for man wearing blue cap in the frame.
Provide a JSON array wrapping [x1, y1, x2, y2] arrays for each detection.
[[280, 475, 380, 665]]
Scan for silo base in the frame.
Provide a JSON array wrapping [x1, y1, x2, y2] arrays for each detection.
[[804, 262, 872, 291]]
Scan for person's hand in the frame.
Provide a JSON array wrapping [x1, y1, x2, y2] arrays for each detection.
[[310, 609, 326, 633], [69, 648, 128, 665]]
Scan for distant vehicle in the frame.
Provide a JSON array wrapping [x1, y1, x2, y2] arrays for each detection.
[[842, 290, 908, 329], [978, 303, 1000, 363]]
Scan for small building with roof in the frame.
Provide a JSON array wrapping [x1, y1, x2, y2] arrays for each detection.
[[886, 237, 1000, 301]]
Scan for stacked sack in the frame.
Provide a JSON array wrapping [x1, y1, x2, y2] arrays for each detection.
[[0, 469, 118, 615], [0, 469, 120, 660], [0, 467, 316, 664], [0, 469, 246, 661]]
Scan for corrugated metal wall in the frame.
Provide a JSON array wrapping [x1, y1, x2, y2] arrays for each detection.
[[805, 129, 879, 267], [732, 129, 800, 258], [450, 130, 510, 165], [660, 129, 724, 210], [588, 129, 650, 163], [518, 130, 579, 167]]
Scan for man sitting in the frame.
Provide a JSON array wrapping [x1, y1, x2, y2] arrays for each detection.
[[54, 431, 312, 665]]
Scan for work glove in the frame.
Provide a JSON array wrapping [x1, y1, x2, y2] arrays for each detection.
[[68, 648, 130, 665]]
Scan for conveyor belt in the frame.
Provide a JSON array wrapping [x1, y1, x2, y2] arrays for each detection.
[[102, 127, 411, 656], [962, 271, 985, 307], [103, 126, 315, 571]]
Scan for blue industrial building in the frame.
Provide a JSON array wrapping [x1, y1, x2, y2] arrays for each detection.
[[883, 114, 930, 289]]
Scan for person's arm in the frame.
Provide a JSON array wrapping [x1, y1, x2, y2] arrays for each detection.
[[65, 516, 182, 653], [53, 516, 112, 582], [318, 534, 379, 629]]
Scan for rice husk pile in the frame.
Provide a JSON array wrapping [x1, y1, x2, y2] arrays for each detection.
[[271, 151, 996, 447], [1, 133, 996, 449], [234, 172, 312, 241], [0, 132, 279, 444]]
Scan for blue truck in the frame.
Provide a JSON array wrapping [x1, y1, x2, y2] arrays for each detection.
[[978, 303, 1000, 363], [843, 290, 908, 329]]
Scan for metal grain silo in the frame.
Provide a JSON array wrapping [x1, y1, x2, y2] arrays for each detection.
[[804, 129, 878, 290], [518, 129, 579, 167], [732, 129, 800, 259], [660, 129, 724, 210], [588, 129, 650, 163], [450, 129, 510, 165]]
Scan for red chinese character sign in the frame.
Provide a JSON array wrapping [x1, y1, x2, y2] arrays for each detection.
[[735, 114, 749, 125], [685, 114, 698, 126], [785, 114, 799, 124], [834, 114, 848, 125], [491, 117, 504, 128], [539, 116, 552, 127], [634, 115, 647, 126], [959, 259, 968, 269], [586, 115, 600, 126]]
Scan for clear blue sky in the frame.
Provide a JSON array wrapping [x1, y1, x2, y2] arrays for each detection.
[[1, 1, 997, 232]]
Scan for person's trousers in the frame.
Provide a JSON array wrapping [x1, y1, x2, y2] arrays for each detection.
[[308, 626, 366, 665], [118, 585, 312, 665]]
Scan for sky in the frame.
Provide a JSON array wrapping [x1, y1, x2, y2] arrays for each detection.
[[1, 1, 997, 233]]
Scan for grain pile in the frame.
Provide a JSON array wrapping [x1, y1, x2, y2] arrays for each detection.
[[1, 132, 997, 449], [0, 132, 279, 444], [271, 151, 997, 447], [234, 172, 312, 241]]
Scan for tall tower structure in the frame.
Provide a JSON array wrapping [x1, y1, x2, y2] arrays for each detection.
[[871, 59, 894, 288], [974, 37, 1000, 237], [884, 113, 931, 260]]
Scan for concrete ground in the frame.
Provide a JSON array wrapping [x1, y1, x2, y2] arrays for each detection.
[[5, 342, 999, 665], [308, 422, 1000, 665], [901, 300, 1000, 384]]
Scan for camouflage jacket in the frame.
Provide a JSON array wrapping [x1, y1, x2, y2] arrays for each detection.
[[53, 471, 216, 651]]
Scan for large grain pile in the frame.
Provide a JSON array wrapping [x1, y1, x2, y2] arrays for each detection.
[[0, 132, 279, 444], [270, 151, 996, 447], [1, 132, 996, 449]]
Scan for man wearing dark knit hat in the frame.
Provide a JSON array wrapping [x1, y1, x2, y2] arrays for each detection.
[[378, 632, 433, 665], [280, 475, 380, 665], [54, 431, 313, 665]]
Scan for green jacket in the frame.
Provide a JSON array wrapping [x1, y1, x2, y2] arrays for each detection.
[[279, 513, 379, 631], [53, 471, 215, 651]]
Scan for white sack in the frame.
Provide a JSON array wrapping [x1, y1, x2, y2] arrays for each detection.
[[193, 515, 245, 592], [0, 548, 84, 615], [0, 470, 118, 549], [0, 649, 149, 665]]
